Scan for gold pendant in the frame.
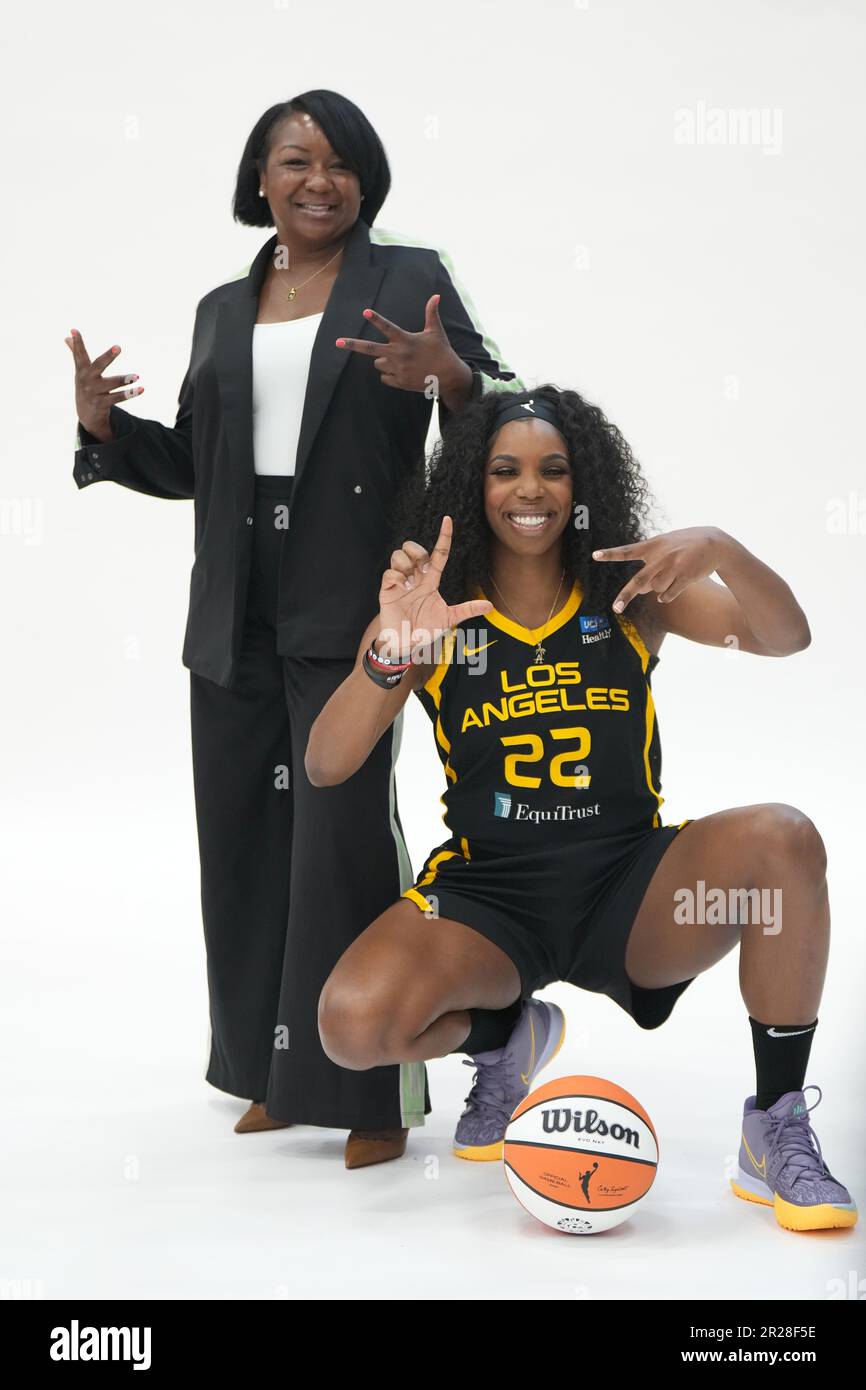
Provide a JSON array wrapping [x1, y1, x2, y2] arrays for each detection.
[[287, 287, 297, 301], [535, 645, 545, 663]]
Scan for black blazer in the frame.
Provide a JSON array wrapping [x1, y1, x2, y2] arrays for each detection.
[[74, 218, 519, 688]]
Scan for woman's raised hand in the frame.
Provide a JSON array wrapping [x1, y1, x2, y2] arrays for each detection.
[[593, 527, 725, 610], [65, 329, 144, 442], [336, 295, 466, 399], [375, 515, 493, 660]]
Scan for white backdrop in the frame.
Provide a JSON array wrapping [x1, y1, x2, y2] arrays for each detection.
[[2, 0, 864, 1301]]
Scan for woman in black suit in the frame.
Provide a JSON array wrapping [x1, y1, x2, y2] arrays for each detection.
[[67, 89, 522, 1168]]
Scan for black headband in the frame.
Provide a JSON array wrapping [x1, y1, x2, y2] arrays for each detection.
[[489, 393, 563, 436]]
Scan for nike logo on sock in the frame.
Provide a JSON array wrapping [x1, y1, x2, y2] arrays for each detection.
[[766, 1025, 816, 1038]]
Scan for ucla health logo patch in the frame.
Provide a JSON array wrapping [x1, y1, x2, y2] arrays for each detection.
[[494, 792, 512, 819], [579, 613, 611, 643]]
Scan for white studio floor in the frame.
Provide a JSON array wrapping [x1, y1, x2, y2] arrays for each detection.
[[4, 801, 864, 1303], [4, 1005, 864, 1303], [4, 758, 866, 1303]]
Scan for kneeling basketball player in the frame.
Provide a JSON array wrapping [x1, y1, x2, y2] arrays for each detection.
[[305, 385, 856, 1233]]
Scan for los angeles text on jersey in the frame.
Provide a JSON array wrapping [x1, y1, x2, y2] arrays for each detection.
[[460, 660, 629, 733]]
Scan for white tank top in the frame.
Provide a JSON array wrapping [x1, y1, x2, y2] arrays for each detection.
[[251, 312, 324, 476]]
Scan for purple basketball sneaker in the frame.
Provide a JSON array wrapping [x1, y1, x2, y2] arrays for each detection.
[[731, 1085, 857, 1231], [453, 998, 567, 1162]]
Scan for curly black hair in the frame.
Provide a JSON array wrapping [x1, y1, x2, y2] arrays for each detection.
[[385, 384, 657, 617]]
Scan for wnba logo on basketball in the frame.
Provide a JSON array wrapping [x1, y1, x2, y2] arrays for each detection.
[[541, 1107, 641, 1149]]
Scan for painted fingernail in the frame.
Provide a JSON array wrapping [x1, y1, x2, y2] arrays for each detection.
[[335, 338, 346, 347], [363, 309, 372, 318]]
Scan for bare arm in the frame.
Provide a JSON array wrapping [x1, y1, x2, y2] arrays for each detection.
[[595, 527, 811, 657], [305, 514, 491, 786], [305, 617, 429, 787]]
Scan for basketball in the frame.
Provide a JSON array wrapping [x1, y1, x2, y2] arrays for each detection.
[[503, 1075, 659, 1234]]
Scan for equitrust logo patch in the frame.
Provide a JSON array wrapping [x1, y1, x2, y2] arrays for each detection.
[[494, 792, 602, 825]]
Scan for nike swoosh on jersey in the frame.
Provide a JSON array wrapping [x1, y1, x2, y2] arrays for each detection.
[[462, 639, 498, 658]]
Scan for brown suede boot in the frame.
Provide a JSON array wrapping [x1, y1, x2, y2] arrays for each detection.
[[344, 1127, 409, 1169], [234, 1101, 293, 1134]]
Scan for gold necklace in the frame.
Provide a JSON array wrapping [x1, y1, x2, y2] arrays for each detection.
[[278, 244, 345, 301], [488, 570, 566, 664]]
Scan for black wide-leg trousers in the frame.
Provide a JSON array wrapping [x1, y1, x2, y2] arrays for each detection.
[[189, 474, 430, 1129]]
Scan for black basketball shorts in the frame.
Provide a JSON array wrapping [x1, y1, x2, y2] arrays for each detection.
[[401, 821, 695, 1030]]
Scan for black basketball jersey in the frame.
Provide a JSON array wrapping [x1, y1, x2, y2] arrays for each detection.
[[413, 581, 664, 851]]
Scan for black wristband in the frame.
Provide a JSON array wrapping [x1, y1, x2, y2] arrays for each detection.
[[362, 647, 407, 688]]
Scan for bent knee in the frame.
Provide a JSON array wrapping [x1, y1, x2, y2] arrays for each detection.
[[748, 803, 827, 879], [318, 976, 429, 1070], [318, 978, 388, 1070]]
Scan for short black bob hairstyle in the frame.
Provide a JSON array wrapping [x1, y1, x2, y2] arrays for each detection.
[[232, 89, 391, 228]]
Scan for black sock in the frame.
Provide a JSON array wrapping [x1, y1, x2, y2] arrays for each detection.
[[454, 998, 524, 1056], [749, 1015, 818, 1111]]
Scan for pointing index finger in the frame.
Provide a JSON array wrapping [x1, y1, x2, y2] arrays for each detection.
[[423, 514, 453, 578], [592, 541, 645, 562], [361, 307, 408, 340]]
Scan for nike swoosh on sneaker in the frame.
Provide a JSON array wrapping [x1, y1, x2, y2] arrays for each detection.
[[742, 1131, 767, 1177]]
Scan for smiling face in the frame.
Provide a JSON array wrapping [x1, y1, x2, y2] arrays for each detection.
[[260, 111, 362, 250], [483, 417, 574, 558]]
